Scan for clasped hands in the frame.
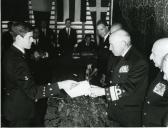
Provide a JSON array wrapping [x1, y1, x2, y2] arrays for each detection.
[[57, 80, 105, 98]]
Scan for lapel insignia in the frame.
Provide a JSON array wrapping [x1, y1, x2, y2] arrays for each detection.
[[24, 76, 29, 80], [104, 45, 108, 49], [119, 65, 129, 73], [153, 83, 166, 96]]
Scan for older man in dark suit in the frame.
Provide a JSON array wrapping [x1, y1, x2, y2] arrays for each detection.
[[90, 29, 149, 126], [90, 21, 122, 86], [142, 38, 168, 127], [1, 21, 77, 127], [94, 20, 111, 85]]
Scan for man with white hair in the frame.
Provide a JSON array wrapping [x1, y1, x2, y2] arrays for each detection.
[[162, 53, 168, 81], [142, 38, 168, 127], [162, 53, 168, 127], [90, 29, 149, 126]]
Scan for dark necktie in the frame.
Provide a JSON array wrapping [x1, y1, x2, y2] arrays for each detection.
[[68, 28, 70, 37], [36, 39, 38, 45], [42, 29, 46, 36]]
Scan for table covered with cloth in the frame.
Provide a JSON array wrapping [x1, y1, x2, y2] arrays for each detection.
[[44, 93, 113, 127]]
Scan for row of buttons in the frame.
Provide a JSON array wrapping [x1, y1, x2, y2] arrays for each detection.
[[105, 88, 112, 101]]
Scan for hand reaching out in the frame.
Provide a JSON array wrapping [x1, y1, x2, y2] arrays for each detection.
[[64, 81, 91, 98], [90, 85, 105, 97], [58, 80, 78, 91]]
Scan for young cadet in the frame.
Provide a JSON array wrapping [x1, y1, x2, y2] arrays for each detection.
[[2, 22, 77, 127]]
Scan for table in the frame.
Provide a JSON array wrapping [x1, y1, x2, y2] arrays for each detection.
[[44, 93, 112, 127]]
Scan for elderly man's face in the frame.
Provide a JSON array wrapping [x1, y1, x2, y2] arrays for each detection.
[[109, 35, 125, 56], [162, 57, 168, 81], [150, 49, 161, 68], [150, 45, 163, 68], [97, 24, 108, 38], [150, 38, 168, 69]]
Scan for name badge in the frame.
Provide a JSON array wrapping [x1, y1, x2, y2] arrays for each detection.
[[153, 83, 166, 96], [104, 45, 108, 49], [119, 65, 129, 73]]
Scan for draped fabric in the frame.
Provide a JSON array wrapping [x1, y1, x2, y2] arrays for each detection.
[[31, 0, 52, 27], [33, 11, 50, 27], [31, 0, 52, 12], [2, 0, 29, 21], [116, 0, 168, 57], [56, 0, 86, 22]]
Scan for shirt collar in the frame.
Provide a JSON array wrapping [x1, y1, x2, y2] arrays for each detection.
[[104, 32, 110, 42], [122, 45, 132, 57], [13, 43, 25, 54]]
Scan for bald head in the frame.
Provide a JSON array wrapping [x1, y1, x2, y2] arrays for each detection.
[[109, 29, 131, 56], [109, 29, 131, 45], [150, 38, 168, 68], [110, 23, 122, 34]]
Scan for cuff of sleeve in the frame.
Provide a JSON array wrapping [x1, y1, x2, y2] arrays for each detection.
[[57, 82, 62, 89], [50, 82, 60, 95], [105, 86, 122, 101], [35, 83, 60, 101]]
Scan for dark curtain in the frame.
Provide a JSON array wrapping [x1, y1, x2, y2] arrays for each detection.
[[33, 11, 50, 27], [2, 0, 29, 21], [116, 0, 168, 57]]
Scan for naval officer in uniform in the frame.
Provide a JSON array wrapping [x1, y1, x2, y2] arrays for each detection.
[[90, 29, 149, 126], [2, 21, 77, 127]]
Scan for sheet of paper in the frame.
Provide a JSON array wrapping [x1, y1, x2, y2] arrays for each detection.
[[65, 81, 91, 98]]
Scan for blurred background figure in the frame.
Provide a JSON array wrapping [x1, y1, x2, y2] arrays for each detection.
[[2, 21, 14, 57], [58, 18, 77, 57], [39, 20, 56, 59], [76, 34, 97, 54], [26, 26, 50, 84], [76, 34, 97, 81]]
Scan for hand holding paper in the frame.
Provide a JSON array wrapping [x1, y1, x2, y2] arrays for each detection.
[[58, 80, 78, 91], [65, 81, 91, 98], [90, 85, 105, 97]]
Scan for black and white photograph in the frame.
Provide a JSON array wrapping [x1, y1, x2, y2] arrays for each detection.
[[1, 0, 168, 127]]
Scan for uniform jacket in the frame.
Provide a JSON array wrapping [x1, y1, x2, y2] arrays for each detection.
[[142, 72, 168, 127], [97, 35, 111, 75], [2, 45, 60, 121], [58, 27, 77, 55], [105, 46, 149, 126]]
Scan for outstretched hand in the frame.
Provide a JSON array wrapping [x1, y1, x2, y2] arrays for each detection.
[[90, 85, 105, 97], [58, 80, 78, 91]]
